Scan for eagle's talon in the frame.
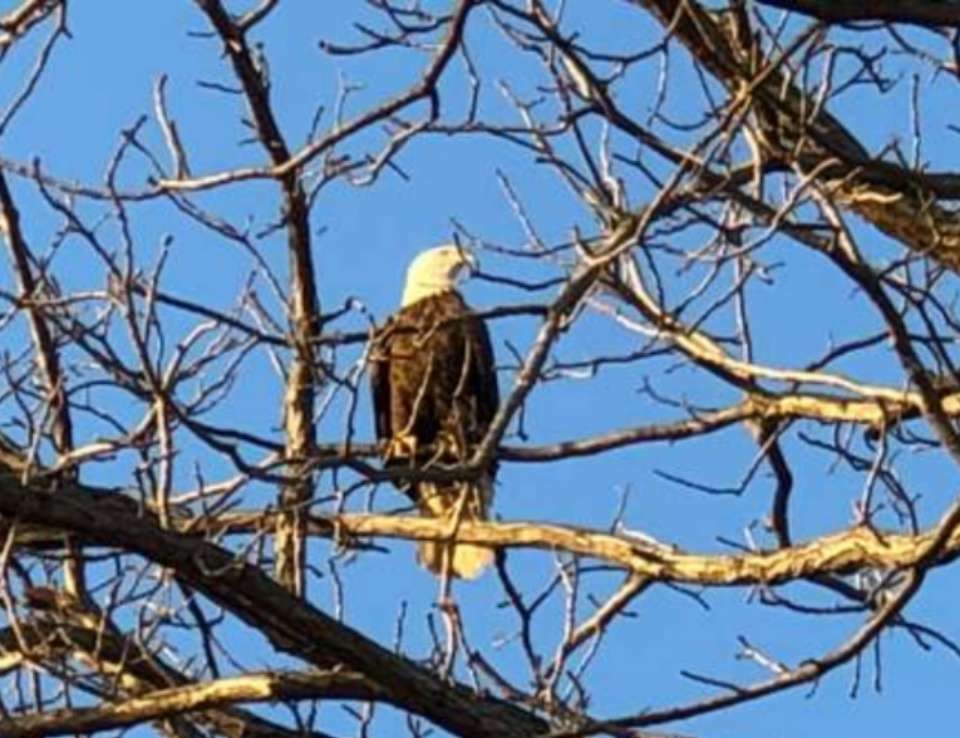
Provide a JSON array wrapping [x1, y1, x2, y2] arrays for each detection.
[[385, 434, 419, 463]]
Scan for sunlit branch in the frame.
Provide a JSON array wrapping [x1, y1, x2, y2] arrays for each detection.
[[0, 669, 376, 738]]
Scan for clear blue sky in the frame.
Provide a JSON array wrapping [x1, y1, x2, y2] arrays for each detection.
[[2, 2, 957, 736]]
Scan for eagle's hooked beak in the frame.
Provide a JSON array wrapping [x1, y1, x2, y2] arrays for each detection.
[[460, 249, 479, 278], [450, 246, 480, 282]]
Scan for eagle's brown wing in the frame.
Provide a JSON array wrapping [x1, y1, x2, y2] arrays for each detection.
[[369, 290, 499, 578], [369, 320, 394, 446], [370, 290, 499, 478], [464, 305, 499, 439]]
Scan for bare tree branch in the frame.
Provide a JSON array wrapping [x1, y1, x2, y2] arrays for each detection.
[[755, 0, 960, 28]]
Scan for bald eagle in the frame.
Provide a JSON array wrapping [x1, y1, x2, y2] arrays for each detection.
[[370, 245, 500, 578]]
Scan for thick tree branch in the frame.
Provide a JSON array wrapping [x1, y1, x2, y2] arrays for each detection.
[[755, 0, 960, 28], [9, 479, 960, 591], [273, 512, 960, 586], [625, 0, 960, 272], [7, 477, 957, 737], [195, 0, 322, 595], [0, 617, 351, 738], [0, 669, 371, 738], [0, 477, 549, 738], [0, 0, 61, 48], [0, 169, 84, 597]]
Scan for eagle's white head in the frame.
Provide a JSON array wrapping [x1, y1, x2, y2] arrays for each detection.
[[401, 244, 478, 307]]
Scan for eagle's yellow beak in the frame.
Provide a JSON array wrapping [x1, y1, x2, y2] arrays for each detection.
[[459, 249, 479, 278]]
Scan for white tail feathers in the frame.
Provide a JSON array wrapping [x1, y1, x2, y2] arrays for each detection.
[[418, 540, 494, 579], [416, 479, 493, 579]]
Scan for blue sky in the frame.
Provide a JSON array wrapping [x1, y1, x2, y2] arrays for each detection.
[[1, 2, 958, 737]]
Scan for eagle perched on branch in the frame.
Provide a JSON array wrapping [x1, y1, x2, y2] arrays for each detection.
[[370, 245, 500, 578]]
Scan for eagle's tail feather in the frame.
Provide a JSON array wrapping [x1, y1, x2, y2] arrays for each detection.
[[417, 540, 494, 580], [416, 478, 493, 579]]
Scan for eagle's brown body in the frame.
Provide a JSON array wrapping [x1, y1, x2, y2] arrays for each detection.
[[370, 289, 499, 578]]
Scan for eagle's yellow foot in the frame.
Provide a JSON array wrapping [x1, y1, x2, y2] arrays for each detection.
[[384, 434, 419, 463]]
